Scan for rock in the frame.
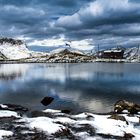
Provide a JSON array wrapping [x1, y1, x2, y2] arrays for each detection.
[[114, 100, 140, 114], [61, 110, 71, 114], [54, 128, 74, 139], [31, 111, 54, 118], [123, 133, 135, 139], [41, 96, 54, 106], [70, 124, 95, 136], [97, 133, 124, 139], [108, 114, 128, 125]]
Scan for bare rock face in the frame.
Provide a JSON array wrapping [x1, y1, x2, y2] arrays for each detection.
[[114, 100, 140, 114], [41, 96, 54, 106], [0, 38, 23, 45]]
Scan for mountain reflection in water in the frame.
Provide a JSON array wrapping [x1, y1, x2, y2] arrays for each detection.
[[0, 63, 139, 113]]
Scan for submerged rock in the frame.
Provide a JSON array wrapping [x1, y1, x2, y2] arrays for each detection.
[[114, 100, 140, 114], [41, 96, 54, 106]]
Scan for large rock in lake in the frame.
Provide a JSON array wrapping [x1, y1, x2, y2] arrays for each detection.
[[41, 96, 54, 106], [114, 100, 140, 114]]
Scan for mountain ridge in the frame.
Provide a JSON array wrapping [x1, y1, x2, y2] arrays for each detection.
[[0, 38, 139, 63]]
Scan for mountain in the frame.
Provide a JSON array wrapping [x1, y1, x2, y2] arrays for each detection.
[[50, 47, 85, 55], [124, 47, 140, 62], [0, 37, 139, 63], [0, 38, 31, 60]]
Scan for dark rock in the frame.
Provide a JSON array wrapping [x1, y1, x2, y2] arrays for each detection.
[[0, 38, 23, 45], [54, 128, 74, 139], [114, 100, 140, 114], [108, 114, 128, 125], [41, 96, 54, 106], [70, 124, 95, 136], [61, 110, 71, 114], [98, 132, 134, 139], [123, 133, 135, 139], [31, 111, 54, 118], [97, 133, 123, 139]]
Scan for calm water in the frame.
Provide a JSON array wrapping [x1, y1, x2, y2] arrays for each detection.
[[0, 63, 140, 113]]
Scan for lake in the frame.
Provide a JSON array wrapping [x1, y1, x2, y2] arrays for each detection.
[[0, 63, 140, 113]]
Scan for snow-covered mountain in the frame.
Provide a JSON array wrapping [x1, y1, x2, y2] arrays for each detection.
[[0, 38, 31, 60], [0, 38, 49, 60], [124, 47, 140, 62], [50, 47, 84, 55], [0, 38, 139, 63]]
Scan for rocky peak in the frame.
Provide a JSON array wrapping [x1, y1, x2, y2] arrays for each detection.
[[0, 37, 23, 46]]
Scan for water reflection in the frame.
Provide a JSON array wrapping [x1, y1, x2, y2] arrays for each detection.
[[0, 63, 140, 113]]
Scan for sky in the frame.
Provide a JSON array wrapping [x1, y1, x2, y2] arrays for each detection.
[[0, 0, 140, 51]]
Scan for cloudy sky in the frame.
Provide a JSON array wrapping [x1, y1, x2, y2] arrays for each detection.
[[0, 0, 140, 51]]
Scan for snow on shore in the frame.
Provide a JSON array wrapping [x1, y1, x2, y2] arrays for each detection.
[[0, 130, 13, 140], [0, 104, 139, 139], [0, 110, 20, 118], [14, 109, 140, 139]]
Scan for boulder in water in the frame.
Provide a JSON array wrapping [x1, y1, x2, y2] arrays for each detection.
[[41, 96, 54, 106], [114, 100, 140, 114]]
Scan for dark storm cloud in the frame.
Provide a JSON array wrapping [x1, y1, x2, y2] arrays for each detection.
[[0, 0, 87, 38], [0, 0, 140, 49]]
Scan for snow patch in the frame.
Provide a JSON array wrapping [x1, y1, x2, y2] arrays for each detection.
[[0, 104, 8, 109], [0, 130, 13, 139], [0, 110, 20, 118], [19, 117, 66, 134], [43, 109, 61, 113]]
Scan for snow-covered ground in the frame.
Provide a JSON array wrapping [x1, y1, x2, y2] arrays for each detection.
[[0, 105, 140, 140]]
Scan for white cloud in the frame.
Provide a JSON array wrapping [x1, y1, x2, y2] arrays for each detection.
[[28, 36, 94, 50], [2, 5, 45, 16], [56, 0, 140, 28], [69, 39, 94, 50], [28, 38, 65, 47], [57, 13, 82, 28]]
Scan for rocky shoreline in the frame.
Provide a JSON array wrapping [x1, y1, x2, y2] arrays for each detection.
[[0, 100, 140, 140]]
